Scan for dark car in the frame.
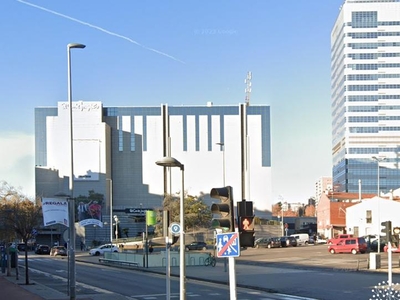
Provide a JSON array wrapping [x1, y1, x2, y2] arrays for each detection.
[[280, 236, 297, 247], [254, 237, 281, 249], [370, 238, 386, 252], [17, 243, 26, 252], [185, 242, 207, 251], [35, 245, 51, 255]]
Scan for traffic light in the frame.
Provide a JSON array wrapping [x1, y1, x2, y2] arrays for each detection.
[[239, 216, 254, 231], [381, 220, 392, 241], [210, 186, 234, 232], [237, 199, 255, 247], [393, 227, 400, 247]]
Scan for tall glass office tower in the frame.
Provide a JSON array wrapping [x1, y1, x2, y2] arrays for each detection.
[[331, 0, 400, 194]]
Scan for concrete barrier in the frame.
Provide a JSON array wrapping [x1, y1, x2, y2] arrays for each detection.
[[369, 253, 381, 269]]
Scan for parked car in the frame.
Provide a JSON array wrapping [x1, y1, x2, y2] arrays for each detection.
[[369, 237, 386, 252], [17, 243, 26, 252], [309, 235, 327, 244], [280, 236, 297, 247], [50, 246, 67, 256], [328, 237, 367, 254], [35, 245, 51, 255], [89, 244, 119, 256], [254, 237, 281, 249], [290, 234, 309, 246], [185, 242, 207, 251], [327, 234, 354, 245]]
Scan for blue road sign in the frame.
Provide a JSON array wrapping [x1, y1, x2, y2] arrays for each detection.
[[216, 232, 240, 258], [170, 222, 181, 235]]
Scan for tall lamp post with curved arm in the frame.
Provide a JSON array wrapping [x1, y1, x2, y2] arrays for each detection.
[[156, 157, 186, 300], [67, 42, 85, 300]]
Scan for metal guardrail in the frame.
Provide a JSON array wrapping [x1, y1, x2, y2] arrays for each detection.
[[99, 258, 139, 267]]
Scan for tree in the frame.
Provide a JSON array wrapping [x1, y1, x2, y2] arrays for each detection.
[[155, 192, 212, 236], [0, 181, 42, 284]]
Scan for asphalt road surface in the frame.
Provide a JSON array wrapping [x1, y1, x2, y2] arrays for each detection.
[[17, 244, 400, 300]]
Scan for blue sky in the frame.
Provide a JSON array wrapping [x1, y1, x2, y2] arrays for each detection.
[[1, 0, 344, 204]]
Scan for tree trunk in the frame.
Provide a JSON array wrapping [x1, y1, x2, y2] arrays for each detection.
[[25, 248, 29, 285]]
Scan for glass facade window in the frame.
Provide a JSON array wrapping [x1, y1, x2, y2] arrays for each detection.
[[352, 11, 377, 28]]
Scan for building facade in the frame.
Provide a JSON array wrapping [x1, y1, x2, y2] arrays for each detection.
[[35, 101, 272, 224], [331, 0, 400, 194], [315, 176, 332, 207]]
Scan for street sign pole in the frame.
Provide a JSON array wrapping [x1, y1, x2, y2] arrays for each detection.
[[229, 256, 237, 300], [216, 232, 239, 300]]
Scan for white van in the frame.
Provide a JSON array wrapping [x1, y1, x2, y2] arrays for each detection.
[[290, 233, 309, 246]]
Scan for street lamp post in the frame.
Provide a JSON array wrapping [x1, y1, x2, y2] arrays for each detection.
[[107, 179, 113, 244], [372, 156, 386, 254], [67, 42, 85, 300], [156, 157, 186, 300], [216, 142, 225, 186]]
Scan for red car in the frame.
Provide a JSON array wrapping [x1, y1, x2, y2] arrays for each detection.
[[327, 234, 353, 245], [328, 237, 367, 255], [384, 243, 400, 253]]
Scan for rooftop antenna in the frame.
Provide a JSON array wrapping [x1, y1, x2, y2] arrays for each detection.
[[245, 71, 252, 106]]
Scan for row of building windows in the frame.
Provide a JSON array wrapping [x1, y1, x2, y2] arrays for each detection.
[[348, 95, 400, 102], [347, 63, 400, 70], [348, 95, 378, 102], [348, 42, 400, 49], [347, 74, 400, 80], [349, 126, 400, 133], [348, 105, 400, 112], [348, 53, 400, 60], [348, 116, 400, 123], [348, 31, 400, 38], [347, 84, 400, 91], [348, 116, 378, 122], [347, 20, 400, 28], [348, 147, 400, 154]]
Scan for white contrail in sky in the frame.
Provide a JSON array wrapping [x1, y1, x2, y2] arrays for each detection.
[[17, 0, 185, 64]]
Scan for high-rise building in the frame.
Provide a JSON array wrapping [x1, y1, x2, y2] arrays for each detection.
[[331, 0, 400, 194], [315, 176, 332, 206], [35, 101, 272, 213]]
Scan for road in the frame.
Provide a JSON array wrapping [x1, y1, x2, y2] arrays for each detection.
[[22, 255, 307, 299], [17, 244, 400, 300]]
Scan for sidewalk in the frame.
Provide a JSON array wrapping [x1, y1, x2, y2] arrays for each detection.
[[0, 274, 46, 300]]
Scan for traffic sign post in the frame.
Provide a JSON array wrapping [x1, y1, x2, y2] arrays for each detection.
[[216, 232, 238, 300]]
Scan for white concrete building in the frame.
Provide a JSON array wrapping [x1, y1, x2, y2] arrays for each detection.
[[35, 101, 272, 215], [346, 196, 400, 236]]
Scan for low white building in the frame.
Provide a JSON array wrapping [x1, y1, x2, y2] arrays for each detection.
[[346, 197, 400, 237]]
